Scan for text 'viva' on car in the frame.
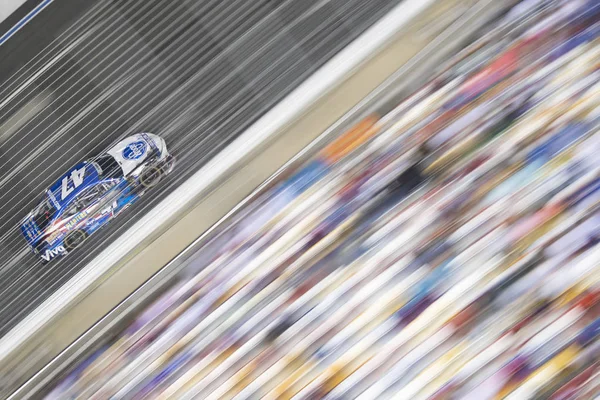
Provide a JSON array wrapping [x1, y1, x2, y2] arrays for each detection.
[[20, 133, 175, 263]]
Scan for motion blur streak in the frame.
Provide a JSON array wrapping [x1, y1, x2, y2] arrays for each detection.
[[0, 0, 404, 337], [39, 1, 600, 399]]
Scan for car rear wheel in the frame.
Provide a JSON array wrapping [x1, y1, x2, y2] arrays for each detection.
[[64, 230, 87, 251], [140, 166, 162, 188]]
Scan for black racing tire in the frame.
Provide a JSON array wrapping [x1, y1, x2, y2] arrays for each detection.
[[64, 230, 87, 251], [140, 165, 163, 188]]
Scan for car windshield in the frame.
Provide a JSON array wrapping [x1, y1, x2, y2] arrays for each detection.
[[96, 154, 123, 179], [33, 199, 57, 231]]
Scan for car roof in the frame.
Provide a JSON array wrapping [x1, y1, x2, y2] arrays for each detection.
[[46, 162, 102, 211]]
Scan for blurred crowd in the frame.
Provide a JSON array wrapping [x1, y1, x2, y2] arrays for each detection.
[[47, 0, 600, 398]]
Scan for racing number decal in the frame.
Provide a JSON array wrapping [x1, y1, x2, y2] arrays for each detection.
[[61, 167, 86, 200]]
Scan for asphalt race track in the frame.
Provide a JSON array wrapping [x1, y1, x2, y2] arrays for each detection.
[[0, 0, 404, 337]]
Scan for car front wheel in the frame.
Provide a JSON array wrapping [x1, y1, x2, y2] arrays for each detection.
[[140, 166, 162, 188]]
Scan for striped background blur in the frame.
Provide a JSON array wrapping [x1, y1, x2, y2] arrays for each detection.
[[47, 0, 600, 398]]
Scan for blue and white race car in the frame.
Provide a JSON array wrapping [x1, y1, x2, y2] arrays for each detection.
[[20, 133, 175, 263]]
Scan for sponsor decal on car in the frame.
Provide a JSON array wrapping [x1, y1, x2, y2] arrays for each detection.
[[65, 209, 91, 230], [123, 141, 147, 160], [41, 245, 66, 262], [47, 189, 62, 210], [46, 229, 64, 245]]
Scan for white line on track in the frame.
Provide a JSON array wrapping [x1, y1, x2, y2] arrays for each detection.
[[0, 0, 54, 47]]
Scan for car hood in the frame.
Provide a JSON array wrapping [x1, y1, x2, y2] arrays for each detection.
[[106, 133, 166, 177]]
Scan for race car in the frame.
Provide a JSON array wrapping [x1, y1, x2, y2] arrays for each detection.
[[20, 133, 175, 263]]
